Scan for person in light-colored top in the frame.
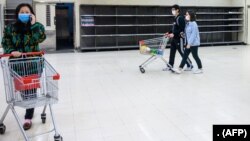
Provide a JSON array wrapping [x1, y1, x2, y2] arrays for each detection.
[[173, 10, 203, 74]]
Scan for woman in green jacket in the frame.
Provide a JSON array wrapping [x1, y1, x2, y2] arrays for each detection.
[[1, 3, 46, 130]]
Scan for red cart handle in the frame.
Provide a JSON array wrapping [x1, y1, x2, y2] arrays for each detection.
[[0, 51, 44, 58]]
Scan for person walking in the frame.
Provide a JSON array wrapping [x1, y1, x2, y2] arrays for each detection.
[[172, 10, 203, 74], [164, 4, 193, 72]]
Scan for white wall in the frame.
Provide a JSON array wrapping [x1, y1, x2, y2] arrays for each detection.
[[231, 0, 250, 44], [231, 0, 245, 6], [74, 0, 80, 48], [34, 3, 57, 50], [0, 0, 6, 9], [246, 0, 250, 5], [35, 4, 56, 30], [245, 0, 250, 44]]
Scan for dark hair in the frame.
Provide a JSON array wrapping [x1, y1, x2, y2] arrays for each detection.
[[186, 10, 196, 21], [172, 4, 180, 12], [14, 3, 35, 33]]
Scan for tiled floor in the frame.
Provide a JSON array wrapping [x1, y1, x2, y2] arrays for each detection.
[[0, 45, 250, 141]]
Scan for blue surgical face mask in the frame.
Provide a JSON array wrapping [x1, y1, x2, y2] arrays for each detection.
[[172, 10, 176, 16], [18, 13, 30, 23]]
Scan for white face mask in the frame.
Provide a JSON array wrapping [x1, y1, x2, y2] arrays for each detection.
[[172, 10, 176, 16], [185, 16, 190, 21]]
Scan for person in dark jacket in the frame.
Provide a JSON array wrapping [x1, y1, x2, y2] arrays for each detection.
[[1, 3, 46, 130], [163, 4, 193, 71]]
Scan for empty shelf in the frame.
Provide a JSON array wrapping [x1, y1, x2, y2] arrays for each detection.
[[81, 33, 164, 37], [81, 45, 139, 50], [4, 8, 15, 10], [4, 14, 15, 16], [82, 24, 172, 27], [80, 41, 244, 50], [4, 19, 15, 21], [201, 41, 244, 45], [80, 5, 244, 51], [81, 30, 242, 37], [200, 30, 243, 33], [81, 15, 173, 17], [199, 24, 243, 27], [197, 12, 243, 15], [197, 18, 243, 21]]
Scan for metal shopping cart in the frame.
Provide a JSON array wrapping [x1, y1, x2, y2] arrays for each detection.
[[139, 36, 170, 73], [0, 52, 62, 141]]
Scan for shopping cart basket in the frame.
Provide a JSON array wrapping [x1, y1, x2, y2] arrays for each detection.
[[139, 36, 170, 73], [0, 52, 62, 141]]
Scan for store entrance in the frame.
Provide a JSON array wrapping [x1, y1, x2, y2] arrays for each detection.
[[56, 3, 74, 50]]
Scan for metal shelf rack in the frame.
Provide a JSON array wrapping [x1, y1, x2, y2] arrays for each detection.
[[3, 7, 16, 26], [80, 5, 244, 51]]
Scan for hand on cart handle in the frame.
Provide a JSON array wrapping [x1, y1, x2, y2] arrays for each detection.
[[180, 32, 185, 38], [164, 32, 169, 38], [0, 51, 45, 58], [11, 51, 22, 57], [19, 51, 44, 57], [165, 32, 174, 38]]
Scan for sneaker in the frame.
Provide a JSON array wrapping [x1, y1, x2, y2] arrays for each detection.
[[163, 67, 171, 71], [193, 69, 203, 74], [172, 68, 182, 74], [23, 119, 32, 130], [184, 66, 193, 71], [163, 63, 173, 71]]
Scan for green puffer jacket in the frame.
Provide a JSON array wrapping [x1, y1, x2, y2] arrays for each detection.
[[1, 22, 46, 76], [1, 22, 46, 53]]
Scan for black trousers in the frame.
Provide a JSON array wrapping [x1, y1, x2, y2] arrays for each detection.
[[169, 38, 192, 68], [180, 46, 202, 69], [25, 109, 34, 119], [21, 89, 37, 120]]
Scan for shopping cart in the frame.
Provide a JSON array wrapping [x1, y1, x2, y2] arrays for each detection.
[[139, 36, 170, 73], [0, 52, 62, 141]]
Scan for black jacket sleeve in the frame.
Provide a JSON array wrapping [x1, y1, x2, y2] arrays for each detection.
[[173, 16, 185, 38]]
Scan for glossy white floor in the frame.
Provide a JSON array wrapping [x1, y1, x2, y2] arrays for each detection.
[[0, 45, 250, 141]]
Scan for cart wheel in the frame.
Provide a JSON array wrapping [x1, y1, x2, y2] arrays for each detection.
[[54, 135, 63, 141], [41, 113, 46, 124], [0, 124, 6, 134], [139, 67, 145, 73], [42, 118, 46, 124]]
